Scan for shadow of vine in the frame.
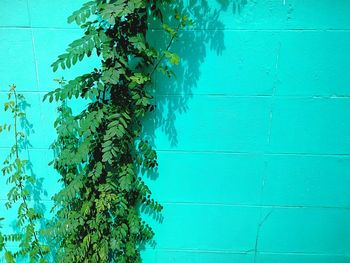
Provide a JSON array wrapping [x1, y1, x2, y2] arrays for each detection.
[[143, 0, 229, 174], [139, 0, 246, 250], [18, 101, 48, 221]]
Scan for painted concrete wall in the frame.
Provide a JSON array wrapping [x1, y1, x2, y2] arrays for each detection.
[[0, 0, 350, 262]]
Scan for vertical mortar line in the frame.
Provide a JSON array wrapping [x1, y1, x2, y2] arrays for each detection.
[[23, 0, 34, 161], [26, 0, 40, 91], [254, 41, 281, 263], [265, 40, 281, 178], [267, 41, 280, 146]]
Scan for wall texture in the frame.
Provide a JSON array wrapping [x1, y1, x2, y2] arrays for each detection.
[[0, 0, 350, 262]]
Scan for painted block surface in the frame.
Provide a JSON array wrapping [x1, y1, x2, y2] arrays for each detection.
[[262, 155, 350, 207], [0, 29, 37, 91], [258, 207, 350, 254], [269, 98, 350, 154], [146, 152, 264, 204], [154, 95, 271, 152], [0, 0, 29, 27], [256, 253, 350, 263]]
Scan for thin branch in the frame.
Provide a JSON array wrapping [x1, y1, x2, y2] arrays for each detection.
[[150, 23, 181, 76], [12, 87, 45, 259]]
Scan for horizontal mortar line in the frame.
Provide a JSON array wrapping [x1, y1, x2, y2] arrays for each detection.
[[2, 26, 350, 32], [256, 251, 350, 257], [0, 198, 348, 210], [0, 92, 274, 98], [0, 26, 81, 30], [150, 28, 350, 32], [0, 199, 58, 205], [156, 94, 272, 97], [160, 201, 350, 210], [0, 92, 275, 97], [0, 146, 51, 150], [0, 91, 48, 94], [156, 94, 350, 99], [0, 198, 55, 202], [156, 149, 350, 157], [2, 91, 350, 100], [1, 246, 347, 257], [150, 247, 254, 255], [146, 248, 350, 257], [1, 147, 350, 158]]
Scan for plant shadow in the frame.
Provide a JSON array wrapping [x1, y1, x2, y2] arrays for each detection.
[[144, 0, 228, 149], [139, 0, 246, 252]]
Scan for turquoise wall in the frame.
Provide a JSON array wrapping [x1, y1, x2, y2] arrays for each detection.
[[1, 0, 350, 262]]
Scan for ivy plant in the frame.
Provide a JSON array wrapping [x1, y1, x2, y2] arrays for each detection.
[[0, 85, 49, 263], [0, 217, 6, 257], [44, 1, 192, 262]]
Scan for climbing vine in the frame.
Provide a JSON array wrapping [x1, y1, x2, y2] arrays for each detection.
[[0, 85, 49, 262], [44, 1, 192, 262]]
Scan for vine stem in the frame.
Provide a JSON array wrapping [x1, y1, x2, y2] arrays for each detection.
[[150, 22, 181, 76], [12, 87, 45, 259]]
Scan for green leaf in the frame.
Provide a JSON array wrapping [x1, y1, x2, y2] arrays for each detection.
[[119, 174, 132, 191], [4, 251, 15, 263], [164, 50, 180, 65], [163, 23, 177, 37], [102, 68, 122, 85]]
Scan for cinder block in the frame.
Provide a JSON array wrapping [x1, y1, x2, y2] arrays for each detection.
[[143, 249, 254, 263], [0, 29, 37, 91], [269, 97, 350, 154], [256, 253, 350, 263], [0, 0, 30, 27], [276, 31, 350, 96], [262, 154, 350, 207], [147, 203, 260, 252], [188, 0, 350, 30], [153, 95, 271, 152], [258, 207, 350, 254], [146, 151, 264, 205], [154, 30, 279, 96], [33, 28, 100, 92], [28, 0, 86, 28]]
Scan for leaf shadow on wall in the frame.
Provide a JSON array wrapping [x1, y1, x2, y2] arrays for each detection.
[[143, 0, 232, 177], [20, 102, 48, 218], [139, 0, 247, 248]]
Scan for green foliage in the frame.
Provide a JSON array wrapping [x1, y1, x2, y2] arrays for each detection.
[[1, 85, 49, 262], [45, 0, 192, 262], [0, 217, 5, 252]]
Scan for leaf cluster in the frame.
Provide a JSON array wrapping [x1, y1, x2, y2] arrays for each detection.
[[44, 0, 192, 262]]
